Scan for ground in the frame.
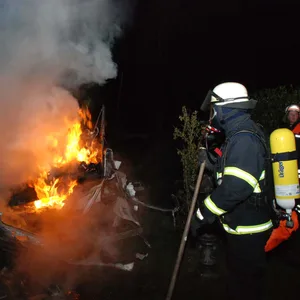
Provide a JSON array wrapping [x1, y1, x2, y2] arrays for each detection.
[[58, 209, 300, 300]]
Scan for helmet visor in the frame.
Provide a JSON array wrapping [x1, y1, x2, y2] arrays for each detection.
[[200, 90, 225, 112]]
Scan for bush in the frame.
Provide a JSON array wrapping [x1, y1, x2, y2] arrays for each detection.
[[173, 106, 204, 214]]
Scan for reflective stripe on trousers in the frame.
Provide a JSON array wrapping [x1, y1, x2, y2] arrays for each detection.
[[222, 220, 273, 235]]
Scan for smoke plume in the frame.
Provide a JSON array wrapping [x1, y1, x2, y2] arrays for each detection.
[[0, 0, 131, 85], [0, 0, 132, 193]]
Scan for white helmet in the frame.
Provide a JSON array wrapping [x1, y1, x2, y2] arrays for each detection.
[[285, 104, 300, 114], [212, 82, 248, 105], [201, 82, 257, 112]]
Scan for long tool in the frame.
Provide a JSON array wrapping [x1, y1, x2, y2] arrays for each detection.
[[165, 161, 206, 300]]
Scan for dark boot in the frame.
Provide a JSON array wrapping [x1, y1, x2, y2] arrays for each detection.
[[198, 233, 219, 279]]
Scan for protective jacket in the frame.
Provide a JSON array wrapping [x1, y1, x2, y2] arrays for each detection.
[[290, 120, 300, 133], [200, 115, 273, 235]]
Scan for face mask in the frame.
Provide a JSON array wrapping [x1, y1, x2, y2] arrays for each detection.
[[209, 106, 223, 130]]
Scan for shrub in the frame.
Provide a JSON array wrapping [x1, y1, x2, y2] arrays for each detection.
[[173, 106, 204, 213]]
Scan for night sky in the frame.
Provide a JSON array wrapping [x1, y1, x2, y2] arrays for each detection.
[[84, 0, 300, 201], [102, 0, 300, 136]]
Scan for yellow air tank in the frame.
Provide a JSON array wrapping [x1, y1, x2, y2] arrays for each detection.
[[270, 128, 300, 214]]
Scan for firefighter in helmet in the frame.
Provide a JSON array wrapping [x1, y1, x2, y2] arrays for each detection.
[[191, 82, 273, 300], [285, 104, 300, 133]]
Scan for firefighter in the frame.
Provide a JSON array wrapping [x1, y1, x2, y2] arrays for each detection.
[[192, 82, 273, 300], [285, 104, 300, 132], [284, 105, 300, 180]]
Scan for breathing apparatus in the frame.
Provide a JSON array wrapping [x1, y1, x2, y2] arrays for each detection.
[[270, 128, 300, 227]]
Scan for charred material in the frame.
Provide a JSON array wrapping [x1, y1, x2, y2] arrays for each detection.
[[78, 162, 102, 175], [9, 186, 38, 207]]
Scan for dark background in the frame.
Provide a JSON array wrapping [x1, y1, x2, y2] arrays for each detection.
[[80, 0, 300, 206]]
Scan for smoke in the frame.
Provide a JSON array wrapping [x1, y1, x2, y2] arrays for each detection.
[[0, 0, 131, 85], [0, 0, 133, 193]]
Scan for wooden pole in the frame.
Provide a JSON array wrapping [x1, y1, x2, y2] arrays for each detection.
[[165, 161, 206, 300]]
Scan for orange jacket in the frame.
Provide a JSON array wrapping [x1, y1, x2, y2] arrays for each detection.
[[292, 122, 300, 134]]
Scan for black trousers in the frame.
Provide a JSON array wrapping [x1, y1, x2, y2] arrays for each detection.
[[226, 230, 271, 300]]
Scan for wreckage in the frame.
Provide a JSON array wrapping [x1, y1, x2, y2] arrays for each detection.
[[0, 104, 178, 298]]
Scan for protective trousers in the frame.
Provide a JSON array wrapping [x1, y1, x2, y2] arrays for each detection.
[[225, 230, 271, 300]]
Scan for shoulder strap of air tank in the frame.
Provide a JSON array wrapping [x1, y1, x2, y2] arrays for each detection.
[[229, 129, 267, 149], [223, 127, 278, 225], [222, 128, 268, 169]]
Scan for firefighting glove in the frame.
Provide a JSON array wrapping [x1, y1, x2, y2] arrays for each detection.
[[199, 147, 207, 164], [190, 211, 206, 238], [199, 147, 215, 172], [190, 173, 214, 194]]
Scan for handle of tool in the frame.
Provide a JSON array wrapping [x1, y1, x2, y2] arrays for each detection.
[[165, 161, 206, 300]]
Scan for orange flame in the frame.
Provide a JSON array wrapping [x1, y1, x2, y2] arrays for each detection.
[[31, 107, 101, 211]]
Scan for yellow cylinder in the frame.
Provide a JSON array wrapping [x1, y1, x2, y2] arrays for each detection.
[[270, 128, 300, 211]]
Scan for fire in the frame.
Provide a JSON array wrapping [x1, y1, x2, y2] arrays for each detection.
[[31, 107, 101, 211], [33, 171, 77, 210]]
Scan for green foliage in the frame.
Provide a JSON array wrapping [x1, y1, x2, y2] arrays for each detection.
[[173, 106, 204, 213], [252, 85, 300, 132]]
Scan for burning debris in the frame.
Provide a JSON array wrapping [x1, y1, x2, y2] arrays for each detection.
[[3, 102, 147, 235], [0, 104, 153, 298], [9, 105, 104, 210]]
